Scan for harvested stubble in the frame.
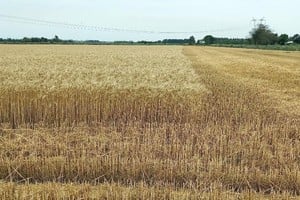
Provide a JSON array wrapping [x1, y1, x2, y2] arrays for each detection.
[[0, 45, 300, 199], [0, 182, 297, 200]]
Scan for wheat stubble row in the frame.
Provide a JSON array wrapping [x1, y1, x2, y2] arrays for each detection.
[[0, 45, 299, 199]]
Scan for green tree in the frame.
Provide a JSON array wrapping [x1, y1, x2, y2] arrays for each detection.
[[188, 36, 196, 45], [278, 34, 289, 45], [22, 37, 30, 43], [203, 35, 215, 45], [292, 34, 300, 44], [53, 35, 60, 42], [250, 24, 278, 45]]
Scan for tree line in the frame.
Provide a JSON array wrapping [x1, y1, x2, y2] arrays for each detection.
[[0, 25, 299, 46], [202, 24, 300, 45], [0, 35, 197, 45]]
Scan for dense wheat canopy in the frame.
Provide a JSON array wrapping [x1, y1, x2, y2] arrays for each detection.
[[0, 45, 205, 92], [0, 45, 207, 129], [0, 45, 299, 199]]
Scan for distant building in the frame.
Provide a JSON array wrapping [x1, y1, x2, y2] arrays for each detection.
[[197, 40, 205, 44], [286, 41, 294, 45]]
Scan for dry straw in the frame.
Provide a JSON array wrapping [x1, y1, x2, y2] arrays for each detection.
[[0, 45, 299, 198]]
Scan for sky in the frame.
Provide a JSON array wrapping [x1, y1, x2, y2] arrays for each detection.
[[0, 0, 299, 41]]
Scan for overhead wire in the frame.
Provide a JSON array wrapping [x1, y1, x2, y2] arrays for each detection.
[[0, 14, 245, 34]]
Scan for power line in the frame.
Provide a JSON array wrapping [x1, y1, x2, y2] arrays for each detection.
[[250, 17, 266, 28], [251, 18, 257, 28], [0, 14, 244, 34]]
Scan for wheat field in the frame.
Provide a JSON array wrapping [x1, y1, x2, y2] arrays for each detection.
[[0, 45, 299, 199]]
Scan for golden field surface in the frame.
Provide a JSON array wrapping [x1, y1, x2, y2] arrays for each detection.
[[0, 45, 299, 199]]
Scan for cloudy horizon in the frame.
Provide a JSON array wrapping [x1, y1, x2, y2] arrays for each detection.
[[1, 0, 299, 41]]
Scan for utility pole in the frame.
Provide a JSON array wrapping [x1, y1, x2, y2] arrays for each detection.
[[251, 17, 266, 29], [259, 17, 266, 25], [251, 18, 257, 28]]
